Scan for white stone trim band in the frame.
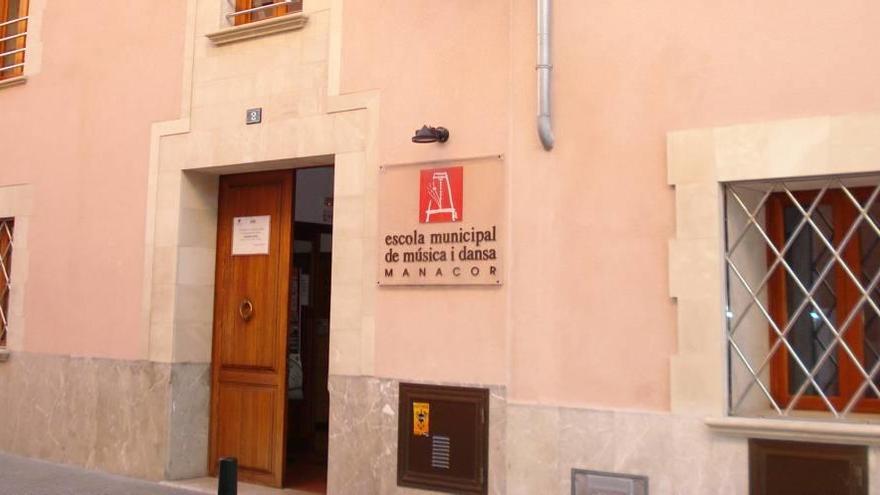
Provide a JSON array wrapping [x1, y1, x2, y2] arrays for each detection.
[[706, 416, 880, 446], [0, 76, 26, 91], [206, 12, 308, 46]]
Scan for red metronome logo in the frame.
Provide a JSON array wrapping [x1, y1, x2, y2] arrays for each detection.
[[419, 167, 463, 223]]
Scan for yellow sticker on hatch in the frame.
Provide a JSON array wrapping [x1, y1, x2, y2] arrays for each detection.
[[413, 402, 430, 436]]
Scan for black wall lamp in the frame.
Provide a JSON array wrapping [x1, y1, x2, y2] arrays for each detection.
[[412, 125, 449, 144]]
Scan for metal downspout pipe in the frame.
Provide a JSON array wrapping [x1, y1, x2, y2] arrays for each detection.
[[537, 0, 555, 150]]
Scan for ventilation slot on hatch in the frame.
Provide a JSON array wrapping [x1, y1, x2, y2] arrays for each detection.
[[431, 435, 450, 470]]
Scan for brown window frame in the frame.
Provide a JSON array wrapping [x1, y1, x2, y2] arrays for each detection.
[[766, 187, 880, 413], [0, 0, 28, 80], [232, 0, 302, 26]]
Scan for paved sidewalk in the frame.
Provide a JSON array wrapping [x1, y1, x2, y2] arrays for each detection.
[[0, 453, 200, 495]]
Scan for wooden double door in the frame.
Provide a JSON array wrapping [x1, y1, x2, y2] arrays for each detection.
[[208, 170, 294, 487]]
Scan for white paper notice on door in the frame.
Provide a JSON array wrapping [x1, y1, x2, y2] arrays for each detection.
[[232, 215, 271, 255]]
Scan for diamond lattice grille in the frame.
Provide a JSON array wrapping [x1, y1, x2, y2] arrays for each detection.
[[725, 176, 880, 418], [0, 218, 11, 347]]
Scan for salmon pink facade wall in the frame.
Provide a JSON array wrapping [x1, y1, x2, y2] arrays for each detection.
[[341, 0, 880, 410], [0, 1, 187, 360], [342, 0, 512, 386]]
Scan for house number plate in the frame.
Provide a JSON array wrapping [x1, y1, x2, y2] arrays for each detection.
[[246, 108, 262, 125]]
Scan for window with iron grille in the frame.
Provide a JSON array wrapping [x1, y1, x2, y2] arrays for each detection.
[[228, 0, 303, 26], [725, 175, 880, 418], [0, 0, 28, 80], [0, 218, 12, 347]]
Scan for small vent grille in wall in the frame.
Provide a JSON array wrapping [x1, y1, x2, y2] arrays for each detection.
[[431, 435, 450, 469], [571, 469, 648, 495]]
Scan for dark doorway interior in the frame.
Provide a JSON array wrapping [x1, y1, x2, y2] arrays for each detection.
[[285, 166, 333, 493]]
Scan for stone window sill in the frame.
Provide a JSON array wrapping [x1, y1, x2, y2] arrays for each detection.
[[206, 12, 308, 46], [706, 415, 880, 446], [0, 76, 26, 91]]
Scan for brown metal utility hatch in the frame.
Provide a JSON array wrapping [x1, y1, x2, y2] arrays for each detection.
[[397, 383, 489, 494], [749, 439, 867, 495]]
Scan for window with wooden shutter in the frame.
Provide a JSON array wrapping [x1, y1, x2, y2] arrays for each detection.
[[231, 0, 302, 26], [0, 0, 28, 80], [726, 176, 880, 417]]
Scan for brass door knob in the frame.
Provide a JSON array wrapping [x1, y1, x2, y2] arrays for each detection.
[[238, 298, 254, 322]]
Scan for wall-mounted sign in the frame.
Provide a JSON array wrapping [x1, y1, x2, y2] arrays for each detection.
[[379, 157, 503, 286], [419, 167, 463, 223], [413, 402, 430, 436], [232, 215, 270, 255]]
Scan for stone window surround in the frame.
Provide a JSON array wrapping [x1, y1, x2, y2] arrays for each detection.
[[0, 183, 32, 360], [667, 112, 880, 445], [205, 10, 308, 46], [205, 0, 310, 46], [0, 0, 45, 91]]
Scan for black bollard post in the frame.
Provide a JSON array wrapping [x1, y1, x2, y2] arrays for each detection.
[[218, 457, 238, 495]]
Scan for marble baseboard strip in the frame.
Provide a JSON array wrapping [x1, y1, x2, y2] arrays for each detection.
[[327, 375, 748, 495], [506, 404, 749, 495], [166, 362, 211, 480], [0, 352, 210, 482], [9, 358, 880, 494], [326, 375, 507, 495]]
